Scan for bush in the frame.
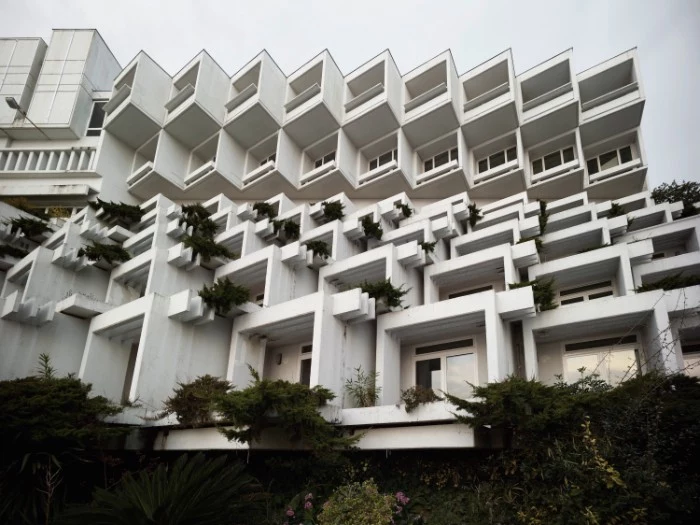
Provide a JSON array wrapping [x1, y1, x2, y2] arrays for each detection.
[[467, 203, 482, 229], [636, 272, 700, 292], [321, 201, 345, 222], [395, 202, 413, 218], [253, 201, 277, 219], [7, 216, 50, 238], [182, 234, 235, 262], [608, 201, 625, 218], [162, 375, 231, 427], [198, 278, 249, 315], [78, 242, 132, 265], [89, 198, 143, 224], [272, 219, 300, 241], [361, 216, 383, 240], [305, 240, 331, 259], [401, 385, 442, 413], [345, 366, 380, 408], [360, 279, 408, 309], [419, 241, 436, 254], [317, 479, 394, 525], [651, 180, 700, 217], [179, 203, 218, 237]]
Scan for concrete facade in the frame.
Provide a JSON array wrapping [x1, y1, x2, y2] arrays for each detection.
[[1, 30, 699, 450]]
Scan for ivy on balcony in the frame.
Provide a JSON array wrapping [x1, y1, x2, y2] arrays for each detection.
[[253, 201, 277, 220], [361, 216, 383, 240], [636, 273, 700, 293], [395, 202, 413, 218], [608, 202, 625, 218], [89, 198, 144, 225], [305, 240, 331, 259], [321, 200, 345, 222], [179, 204, 235, 262], [7, 216, 50, 239], [419, 241, 436, 254], [198, 278, 250, 316], [360, 278, 409, 309], [272, 219, 300, 242], [538, 200, 549, 234], [78, 242, 132, 265]]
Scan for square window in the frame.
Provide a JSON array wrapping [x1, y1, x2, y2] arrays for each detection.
[[369, 159, 378, 171], [478, 158, 489, 173], [434, 151, 449, 167], [506, 147, 517, 162], [378, 151, 393, 166], [299, 359, 311, 386], [619, 146, 633, 163], [562, 147, 575, 163], [599, 150, 619, 171], [533, 158, 543, 174], [86, 101, 106, 136], [314, 158, 323, 169], [489, 150, 506, 168], [416, 358, 441, 390], [446, 353, 475, 398], [543, 151, 562, 170], [450, 148, 458, 161], [424, 159, 433, 172], [324, 151, 336, 164], [586, 158, 599, 175]]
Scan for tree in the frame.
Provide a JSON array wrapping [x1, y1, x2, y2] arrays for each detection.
[[162, 375, 232, 427], [651, 180, 700, 217]]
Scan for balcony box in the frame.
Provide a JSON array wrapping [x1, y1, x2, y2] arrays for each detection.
[[126, 131, 184, 200], [460, 50, 518, 147], [410, 130, 468, 198], [578, 50, 645, 144], [402, 51, 460, 147], [518, 50, 579, 148], [224, 51, 286, 149], [238, 130, 299, 199], [525, 129, 584, 199], [583, 128, 647, 200], [342, 51, 402, 148], [103, 52, 171, 149], [353, 130, 413, 198], [297, 130, 356, 199], [163, 51, 230, 149], [283, 51, 344, 149], [467, 130, 525, 199]]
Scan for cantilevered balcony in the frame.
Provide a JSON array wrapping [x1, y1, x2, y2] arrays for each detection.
[[460, 50, 518, 147], [103, 52, 171, 149], [342, 51, 402, 148], [525, 129, 584, 199], [181, 131, 248, 198], [354, 130, 413, 197], [578, 50, 645, 144], [297, 130, 356, 198], [283, 51, 343, 149], [518, 51, 579, 147], [467, 130, 525, 198], [223, 52, 286, 149], [411, 131, 467, 198], [126, 131, 184, 200], [583, 128, 647, 199], [238, 131, 299, 198], [402, 51, 460, 147], [163, 52, 229, 149]]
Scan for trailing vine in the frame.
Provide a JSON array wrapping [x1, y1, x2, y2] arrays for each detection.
[[361, 216, 383, 240], [538, 200, 549, 234], [198, 278, 250, 315], [179, 203, 235, 262], [253, 201, 277, 220], [7, 216, 50, 238], [89, 198, 144, 225], [395, 202, 413, 218], [305, 240, 331, 259], [467, 203, 482, 229], [509, 277, 557, 311], [401, 385, 442, 413], [360, 278, 409, 309], [321, 201, 345, 222], [419, 241, 436, 254], [78, 242, 132, 265]]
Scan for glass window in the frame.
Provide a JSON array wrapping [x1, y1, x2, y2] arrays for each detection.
[[299, 359, 311, 386], [378, 151, 393, 166], [424, 159, 433, 172], [599, 150, 619, 170], [450, 148, 458, 161], [619, 146, 633, 163], [314, 158, 323, 169], [478, 159, 489, 173], [87, 102, 106, 136], [416, 358, 441, 389], [506, 147, 517, 162], [607, 349, 638, 385], [324, 151, 336, 164], [434, 151, 449, 167], [587, 158, 599, 175], [369, 159, 378, 170], [489, 150, 506, 168], [446, 353, 475, 399], [543, 151, 562, 170], [533, 158, 543, 174], [565, 348, 638, 386], [683, 353, 700, 378], [562, 146, 575, 163], [564, 353, 600, 383], [561, 296, 585, 305]]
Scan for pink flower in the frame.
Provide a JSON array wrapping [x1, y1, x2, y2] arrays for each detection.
[[395, 491, 410, 506], [304, 501, 313, 510], [305, 492, 313, 501], [286, 508, 295, 517]]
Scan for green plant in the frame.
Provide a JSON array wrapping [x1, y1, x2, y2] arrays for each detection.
[[509, 277, 557, 311], [467, 203, 482, 229], [58, 453, 260, 525], [608, 201, 625, 218], [272, 219, 301, 241], [538, 200, 549, 234], [216, 366, 357, 451], [7, 216, 50, 238], [89, 198, 144, 224], [361, 215, 383, 240], [77, 242, 132, 265], [651, 180, 700, 217], [2, 197, 50, 220], [345, 366, 380, 408], [182, 234, 236, 262], [253, 201, 277, 219], [636, 272, 700, 292], [179, 203, 219, 237], [395, 202, 413, 218], [198, 278, 250, 315], [321, 200, 345, 222], [317, 479, 394, 525], [627, 214, 636, 229], [419, 241, 436, 254], [284, 490, 320, 525], [0, 244, 29, 259], [360, 279, 408, 309], [162, 375, 232, 427], [401, 385, 442, 413], [306, 240, 331, 259]]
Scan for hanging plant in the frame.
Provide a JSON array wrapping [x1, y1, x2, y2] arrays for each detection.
[[468, 203, 483, 229], [179, 203, 219, 237], [182, 235, 236, 262], [538, 200, 549, 234], [419, 241, 436, 253], [395, 202, 413, 218], [78, 242, 132, 265], [272, 219, 300, 241], [321, 200, 345, 222], [608, 202, 625, 218], [198, 278, 250, 315], [360, 278, 409, 309], [305, 240, 331, 259], [0, 244, 29, 259], [401, 385, 442, 413], [253, 201, 277, 220], [361, 216, 383, 240], [7, 216, 51, 238], [509, 278, 557, 311], [89, 198, 144, 225]]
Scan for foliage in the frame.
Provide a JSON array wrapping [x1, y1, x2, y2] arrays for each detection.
[[538, 200, 549, 234], [467, 203, 482, 229], [58, 453, 260, 525], [47, 207, 72, 219], [509, 277, 557, 311], [651, 179, 700, 217], [305, 240, 331, 259], [0, 244, 29, 259], [7, 216, 50, 238], [419, 241, 436, 254], [395, 202, 413, 218], [216, 366, 357, 451], [273, 219, 301, 241], [89, 198, 144, 224], [321, 201, 345, 222], [283, 490, 319, 525], [517, 235, 543, 254], [401, 385, 442, 413], [345, 366, 380, 408], [317, 479, 394, 525], [162, 375, 232, 427], [636, 272, 700, 292], [179, 203, 218, 237], [360, 278, 408, 309], [360, 215, 383, 240], [3, 197, 50, 220], [198, 278, 250, 315], [608, 201, 626, 218], [78, 242, 132, 265], [253, 201, 277, 219], [182, 234, 235, 262]]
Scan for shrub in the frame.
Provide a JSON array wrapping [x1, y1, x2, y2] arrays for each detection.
[[89, 198, 143, 224], [198, 278, 250, 315], [636, 273, 700, 292], [253, 201, 277, 219], [360, 279, 408, 309], [467, 203, 482, 229], [395, 202, 413, 218], [7, 216, 50, 238], [78, 242, 132, 265], [162, 375, 231, 427], [317, 479, 394, 525], [321, 200, 345, 222], [509, 277, 557, 311], [345, 366, 380, 408], [608, 201, 625, 218], [179, 203, 219, 237], [306, 240, 331, 259], [401, 385, 442, 413], [0, 244, 29, 259], [182, 234, 235, 262], [419, 241, 436, 254], [272, 219, 301, 241], [361, 216, 383, 240]]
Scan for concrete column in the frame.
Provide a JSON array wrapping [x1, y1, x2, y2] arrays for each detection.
[[521, 318, 538, 380]]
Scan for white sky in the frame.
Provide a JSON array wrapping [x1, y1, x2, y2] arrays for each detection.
[[1, 0, 699, 187]]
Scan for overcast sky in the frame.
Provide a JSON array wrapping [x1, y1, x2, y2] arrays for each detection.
[[0, 0, 698, 188]]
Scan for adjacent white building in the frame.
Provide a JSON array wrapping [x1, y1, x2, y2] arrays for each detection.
[[1, 30, 698, 450]]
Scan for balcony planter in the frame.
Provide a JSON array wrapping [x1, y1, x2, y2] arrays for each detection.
[[252, 202, 277, 221], [272, 219, 300, 245], [321, 200, 345, 222], [198, 278, 250, 317], [78, 242, 132, 271], [89, 198, 144, 228], [361, 278, 408, 313]]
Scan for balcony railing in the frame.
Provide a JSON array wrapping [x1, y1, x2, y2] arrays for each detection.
[[225, 83, 258, 113], [416, 158, 458, 185], [581, 82, 639, 112], [522, 82, 572, 112], [0, 147, 97, 176], [404, 82, 447, 113], [243, 159, 276, 185], [463, 82, 509, 112], [127, 161, 154, 187], [589, 157, 642, 184], [165, 84, 195, 113], [184, 160, 216, 186], [358, 159, 398, 185], [300, 160, 336, 185], [345, 83, 385, 113], [103, 84, 132, 115], [284, 83, 321, 113], [473, 157, 518, 184], [531, 158, 579, 184]]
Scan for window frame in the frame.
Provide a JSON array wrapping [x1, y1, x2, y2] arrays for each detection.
[[531, 145, 576, 175], [423, 147, 459, 173], [558, 280, 615, 306], [411, 338, 477, 399], [477, 146, 517, 174], [299, 343, 313, 386], [260, 153, 276, 166], [561, 335, 640, 386], [314, 151, 336, 169], [368, 148, 398, 171], [86, 100, 108, 137], [585, 145, 634, 175]]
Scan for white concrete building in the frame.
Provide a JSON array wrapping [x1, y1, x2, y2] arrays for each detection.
[[1, 30, 699, 450]]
